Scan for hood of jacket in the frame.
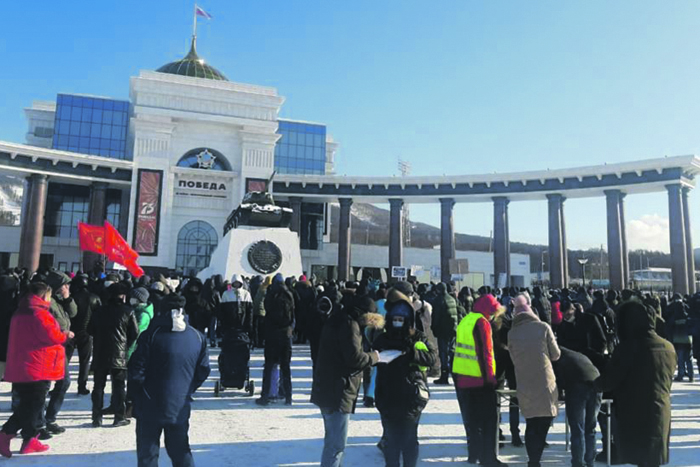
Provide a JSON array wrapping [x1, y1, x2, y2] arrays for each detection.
[[617, 301, 655, 342]]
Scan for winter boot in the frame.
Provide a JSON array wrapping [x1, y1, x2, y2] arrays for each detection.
[[77, 386, 90, 396], [0, 431, 14, 458], [113, 418, 131, 428], [433, 371, 450, 385], [19, 437, 49, 455], [45, 422, 65, 435], [511, 434, 524, 447]]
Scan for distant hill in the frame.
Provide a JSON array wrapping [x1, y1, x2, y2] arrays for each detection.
[[329, 203, 681, 276]]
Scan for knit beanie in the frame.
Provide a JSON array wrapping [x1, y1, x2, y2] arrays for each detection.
[[130, 287, 150, 305]]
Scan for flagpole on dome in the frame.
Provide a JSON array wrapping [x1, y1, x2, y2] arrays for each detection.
[[192, 3, 198, 40]]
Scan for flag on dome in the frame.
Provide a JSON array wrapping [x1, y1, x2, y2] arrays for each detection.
[[195, 5, 212, 19]]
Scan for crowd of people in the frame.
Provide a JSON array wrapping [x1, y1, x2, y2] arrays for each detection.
[[0, 266, 693, 467]]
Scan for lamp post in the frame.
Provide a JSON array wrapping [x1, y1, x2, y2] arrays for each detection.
[[577, 258, 589, 288]]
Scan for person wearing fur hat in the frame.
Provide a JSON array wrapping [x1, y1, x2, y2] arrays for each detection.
[[508, 294, 561, 467], [373, 289, 437, 467], [452, 293, 507, 467]]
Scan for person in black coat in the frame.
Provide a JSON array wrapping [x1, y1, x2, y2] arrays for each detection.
[[0, 274, 20, 379], [532, 287, 552, 325], [69, 275, 101, 396], [554, 348, 601, 467], [595, 302, 676, 467], [311, 287, 381, 467], [373, 289, 437, 467], [128, 293, 210, 467], [257, 274, 295, 406], [89, 283, 139, 427]]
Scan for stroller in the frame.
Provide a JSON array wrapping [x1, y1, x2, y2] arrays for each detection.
[[214, 329, 255, 397]]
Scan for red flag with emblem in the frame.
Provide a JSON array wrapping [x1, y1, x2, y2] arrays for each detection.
[[104, 221, 144, 278], [78, 222, 105, 254]]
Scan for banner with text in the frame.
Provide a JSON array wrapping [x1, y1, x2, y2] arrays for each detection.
[[133, 169, 163, 256]]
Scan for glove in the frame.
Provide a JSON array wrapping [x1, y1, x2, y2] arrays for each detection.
[[377, 349, 402, 364]]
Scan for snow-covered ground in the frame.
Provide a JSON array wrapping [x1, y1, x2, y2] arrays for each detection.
[[0, 345, 698, 466]]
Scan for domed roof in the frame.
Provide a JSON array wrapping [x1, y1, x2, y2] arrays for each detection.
[[157, 37, 228, 81]]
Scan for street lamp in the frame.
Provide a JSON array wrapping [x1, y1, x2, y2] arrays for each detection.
[[577, 258, 589, 288]]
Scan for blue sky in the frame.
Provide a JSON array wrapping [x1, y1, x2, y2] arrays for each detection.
[[2, 1, 700, 253]]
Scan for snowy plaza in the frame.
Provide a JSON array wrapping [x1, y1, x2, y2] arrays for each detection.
[[0, 345, 696, 467]]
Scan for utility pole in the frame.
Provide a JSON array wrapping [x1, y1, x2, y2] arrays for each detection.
[[398, 158, 411, 247]]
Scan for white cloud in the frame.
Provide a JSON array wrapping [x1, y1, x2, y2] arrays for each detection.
[[626, 214, 669, 253]]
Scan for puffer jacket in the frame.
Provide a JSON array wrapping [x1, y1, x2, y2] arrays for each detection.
[[430, 284, 459, 340], [264, 281, 295, 341], [90, 299, 139, 370], [5, 294, 67, 383], [49, 295, 78, 332]]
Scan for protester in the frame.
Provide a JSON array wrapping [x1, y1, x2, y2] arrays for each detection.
[[258, 273, 295, 406], [128, 292, 211, 467], [667, 293, 693, 382], [373, 289, 437, 467], [452, 293, 507, 467], [90, 283, 139, 427], [69, 274, 101, 395], [508, 293, 561, 467], [553, 348, 601, 467], [0, 282, 71, 457], [252, 276, 271, 348], [430, 282, 458, 385], [220, 274, 253, 336], [43, 269, 77, 437], [595, 301, 676, 467], [311, 284, 384, 467]]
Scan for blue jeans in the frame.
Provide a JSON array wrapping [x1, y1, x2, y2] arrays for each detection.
[[136, 410, 194, 467], [566, 382, 602, 467], [437, 337, 453, 375], [382, 414, 420, 467], [320, 409, 350, 467]]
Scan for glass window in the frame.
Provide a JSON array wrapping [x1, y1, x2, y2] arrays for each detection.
[[175, 221, 218, 276], [92, 109, 103, 124], [80, 122, 91, 137], [103, 111, 113, 125], [93, 99, 104, 109], [289, 132, 297, 145], [103, 100, 114, 110], [69, 136, 80, 147], [58, 120, 71, 135], [101, 125, 111, 139], [81, 107, 93, 122], [71, 106, 82, 121]]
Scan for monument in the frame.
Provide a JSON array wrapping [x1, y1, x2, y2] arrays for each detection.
[[197, 190, 303, 280]]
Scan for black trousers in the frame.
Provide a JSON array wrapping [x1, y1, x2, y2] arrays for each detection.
[[525, 416, 553, 467], [3, 381, 50, 440], [136, 410, 194, 467], [261, 337, 292, 402], [382, 414, 420, 467], [464, 387, 498, 464], [92, 368, 127, 420], [66, 334, 93, 390], [45, 347, 70, 424], [253, 316, 265, 348]]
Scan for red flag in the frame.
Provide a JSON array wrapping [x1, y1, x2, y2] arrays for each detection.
[[78, 222, 105, 254], [104, 221, 139, 266], [124, 257, 145, 278]]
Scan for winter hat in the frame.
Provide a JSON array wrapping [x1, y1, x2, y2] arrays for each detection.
[[385, 289, 414, 329], [474, 294, 502, 318], [106, 273, 120, 283], [353, 295, 378, 316], [161, 293, 186, 315], [130, 287, 150, 305], [299, 275, 307, 282], [272, 273, 284, 285], [45, 269, 71, 291], [107, 282, 130, 299], [392, 281, 414, 297], [151, 282, 166, 293]]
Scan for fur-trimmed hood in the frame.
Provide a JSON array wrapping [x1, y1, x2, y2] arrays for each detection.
[[360, 312, 385, 330]]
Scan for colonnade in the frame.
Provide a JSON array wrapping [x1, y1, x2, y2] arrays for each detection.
[[17, 176, 128, 274], [330, 184, 696, 293]]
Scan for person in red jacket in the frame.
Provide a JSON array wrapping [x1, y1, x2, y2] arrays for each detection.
[[0, 282, 71, 457]]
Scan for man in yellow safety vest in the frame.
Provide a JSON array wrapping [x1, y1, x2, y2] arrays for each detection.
[[452, 294, 508, 467]]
